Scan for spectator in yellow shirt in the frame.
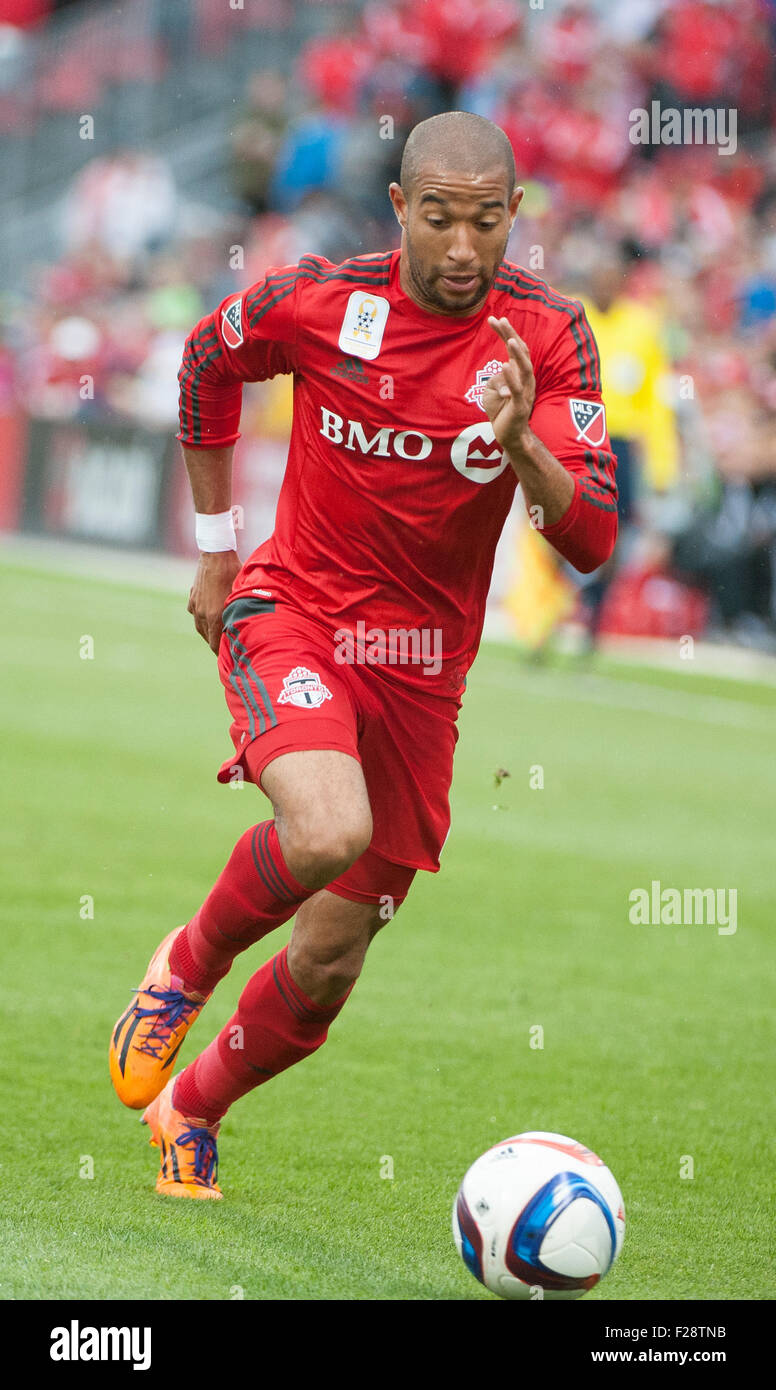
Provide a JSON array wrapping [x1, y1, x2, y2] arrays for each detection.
[[577, 249, 681, 642]]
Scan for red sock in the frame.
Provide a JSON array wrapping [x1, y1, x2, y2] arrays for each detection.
[[173, 945, 353, 1124], [169, 821, 313, 996]]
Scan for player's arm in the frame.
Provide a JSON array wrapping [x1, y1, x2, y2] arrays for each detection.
[[483, 313, 617, 573], [183, 444, 240, 653], [177, 265, 304, 652]]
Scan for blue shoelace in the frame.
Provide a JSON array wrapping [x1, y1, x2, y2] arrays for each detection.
[[134, 985, 200, 1060], [176, 1127, 219, 1184]]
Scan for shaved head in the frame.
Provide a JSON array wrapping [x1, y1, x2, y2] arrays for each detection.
[[389, 111, 522, 316], [400, 111, 516, 202]]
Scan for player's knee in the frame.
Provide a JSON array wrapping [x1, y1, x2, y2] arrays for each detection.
[[281, 814, 373, 891], [288, 934, 367, 1004]]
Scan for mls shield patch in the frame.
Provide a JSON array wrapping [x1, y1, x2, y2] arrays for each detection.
[[338, 292, 390, 360], [569, 398, 606, 446], [221, 297, 244, 349]]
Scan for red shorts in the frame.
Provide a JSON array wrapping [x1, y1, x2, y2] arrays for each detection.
[[216, 596, 461, 903]]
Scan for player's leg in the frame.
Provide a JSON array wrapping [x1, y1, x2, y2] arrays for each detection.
[[172, 601, 374, 994], [110, 746, 371, 1109], [170, 887, 386, 1123], [286, 879, 386, 1004], [171, 845, 415, 1122], [263, 746, 374, 890], [144, 855, 416, 1199], [168, 746, 373, 993], [110, 599, 371, 1109], [141, 655, 460, 1199]]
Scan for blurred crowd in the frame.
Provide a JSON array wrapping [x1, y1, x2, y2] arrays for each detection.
[[3, 0, 776, 646]]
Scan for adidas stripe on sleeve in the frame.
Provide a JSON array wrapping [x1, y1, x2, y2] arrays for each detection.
[[522, 291, 618, 573], [177, 263, 304, 449]]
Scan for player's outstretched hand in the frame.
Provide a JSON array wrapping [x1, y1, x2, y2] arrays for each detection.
[[482, 316, 536, 458], [187, 550, 242, 654]]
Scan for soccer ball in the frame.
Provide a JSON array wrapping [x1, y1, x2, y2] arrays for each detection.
[[452, 1130, 625, 1300]]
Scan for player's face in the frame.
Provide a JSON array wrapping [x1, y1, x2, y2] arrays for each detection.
[[390, 167, 523, 316]]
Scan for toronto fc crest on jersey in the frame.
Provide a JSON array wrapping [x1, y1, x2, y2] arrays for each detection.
[[277, 666, 333, 708], [465, 360, 505, 413]]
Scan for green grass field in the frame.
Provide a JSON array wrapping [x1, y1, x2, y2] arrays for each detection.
[[1, 560, 773, 1301]]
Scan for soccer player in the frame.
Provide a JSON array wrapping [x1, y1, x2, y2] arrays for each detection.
[[110, 112, 617, 1198]]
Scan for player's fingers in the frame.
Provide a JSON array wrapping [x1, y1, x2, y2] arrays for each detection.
[[488, 368, 511, 399], [506, 334, 530, 362], [490, 319, 534, 385], [506, 327, 530, 353], [510, 350, 535, 404], [497, 317, 527, 354], [501, 358, 526, 397], [487, 315, 513, 347], [506, 334, 533, 377], [207, 616, 223, 655], [191, 606, 208, 643]]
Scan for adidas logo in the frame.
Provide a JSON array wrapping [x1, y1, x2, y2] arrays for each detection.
[[330, 357, 369, 383]]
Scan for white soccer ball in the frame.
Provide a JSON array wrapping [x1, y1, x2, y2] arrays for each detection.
[[452, 1130, 625, 1300]]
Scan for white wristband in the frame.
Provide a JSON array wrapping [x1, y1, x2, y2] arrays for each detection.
[[195, 509, 236, 553]]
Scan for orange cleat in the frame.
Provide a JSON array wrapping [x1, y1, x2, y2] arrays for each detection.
[[109, 926, 209, 1109], [142, 1076, 222, 1200]]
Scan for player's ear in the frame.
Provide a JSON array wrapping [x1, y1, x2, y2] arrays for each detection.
[[388, 181, 408, 228], [508, 185, 524, 228]]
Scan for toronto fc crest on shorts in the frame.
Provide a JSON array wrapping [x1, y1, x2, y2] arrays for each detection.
[[277, 666, 333, 708]]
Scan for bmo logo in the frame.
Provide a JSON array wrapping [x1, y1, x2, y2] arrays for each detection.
[[319, 407, 508, 484], [320, 408, 431, 460], [450, 421, 509, 484]]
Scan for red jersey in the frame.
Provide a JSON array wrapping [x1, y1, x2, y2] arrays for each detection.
[[178, 249, 617, 696]]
